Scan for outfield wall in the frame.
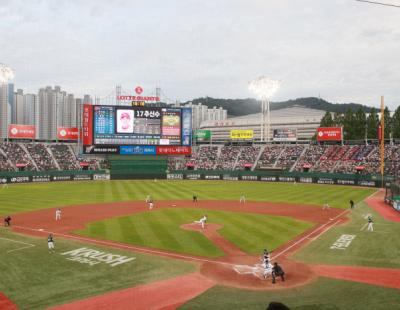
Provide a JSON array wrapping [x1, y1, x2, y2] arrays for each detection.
[[167, 170, 394, 188], [0, 170, 110, 184]]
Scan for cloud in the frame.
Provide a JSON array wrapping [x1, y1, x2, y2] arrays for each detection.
[[0, 0, 399, 109]]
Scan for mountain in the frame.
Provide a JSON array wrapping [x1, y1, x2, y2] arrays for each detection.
[[183, 97, 373, 117]]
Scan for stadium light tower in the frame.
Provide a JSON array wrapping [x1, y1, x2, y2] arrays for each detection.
[[0, 63, 15, 83], [248, 77, 280, 142]]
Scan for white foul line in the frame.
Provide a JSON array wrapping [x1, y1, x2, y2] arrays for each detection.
[[360, 223, 368, 231], [0, 237, 35, 253], [273, 208, 349, 260], [12, 225, 234, 267]]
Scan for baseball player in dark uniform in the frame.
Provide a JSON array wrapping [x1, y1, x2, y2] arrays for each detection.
[[48, 234, 55, 252], [272, 262, 285, 284], [350, 200, 354, 209], [4, 215, 11, 227]]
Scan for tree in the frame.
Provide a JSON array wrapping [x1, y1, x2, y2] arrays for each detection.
[[392, 105, 400, 139], [366, 107, 379, 139], [333, 112, 344, 127], [353, 107, 366, 140], [320, 111, 334, 127], [343, 108, 355, 140]]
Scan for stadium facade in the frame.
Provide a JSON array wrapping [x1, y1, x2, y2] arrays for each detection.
[[199, 105, 325, 142]]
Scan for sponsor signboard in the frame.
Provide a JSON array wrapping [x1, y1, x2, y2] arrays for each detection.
[[273, 129, 297, 142], [186, 174, 201, 180], [260, 176, 277, 182], [241, 175, 258, 181], [120, 146, 156, 155], [317, 127, 343, 142], [156, 146, 191, 155], [194, 130, 211, 139], [57, 127, 79, 140], [10, 176, 30, 183], [8, 124, 35, 139], [230, 130, 254, 140], [83, 104, 93, 145], [83, 146, 120, 154], [223, 175, 239, 181], [93, 174, 111, 181], [205, 175, 221, 180], [166, 174, 184, 179]]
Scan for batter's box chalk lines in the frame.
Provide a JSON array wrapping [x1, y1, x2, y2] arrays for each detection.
[[0, 237, 35, 253], [233, 264, 266, 279]]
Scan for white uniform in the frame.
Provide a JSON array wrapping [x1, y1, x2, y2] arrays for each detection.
[[48, 235, 55, 251], [240, 195, 246, 203], [149, 202, 154, 210], [195, 216, 207, 229], [367, 217, 374, 231], [322, 203, 330, 210], [55, 209, 61, 220]]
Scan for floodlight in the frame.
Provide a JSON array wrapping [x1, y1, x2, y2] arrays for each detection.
[[0, 64, 15, 83], [248, 76, 281, 142]]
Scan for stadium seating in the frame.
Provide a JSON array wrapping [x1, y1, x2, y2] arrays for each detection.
[[0, 142, 103, 172]]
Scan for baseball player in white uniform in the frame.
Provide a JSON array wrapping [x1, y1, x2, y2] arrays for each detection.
[[239, 194, 246, 204], [367, 216, 374, 231], [322, 202, 330, 210], [194, 215, 207, 229], [55, 208, 61, 220]]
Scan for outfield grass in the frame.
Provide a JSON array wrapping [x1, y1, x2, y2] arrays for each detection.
[[75, 208, 313, 257], [179, 279, 400, 310], [0, 180, 375, 215], [294, 201, 400, 269], [0, 227, 195, 310]]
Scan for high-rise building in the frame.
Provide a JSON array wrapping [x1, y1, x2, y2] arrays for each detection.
[[183, 102, 228, 130], [38, 86, 58, 140], [0, 82, 13, 138], [24, 94, 37, 126], [13, 89, 24, 124]]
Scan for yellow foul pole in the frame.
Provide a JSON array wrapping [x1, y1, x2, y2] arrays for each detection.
[[380, 96, 385, 188]]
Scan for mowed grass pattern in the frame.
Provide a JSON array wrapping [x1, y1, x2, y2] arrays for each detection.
[[0, 180, 375, 215], [76, 208, 313, 257]]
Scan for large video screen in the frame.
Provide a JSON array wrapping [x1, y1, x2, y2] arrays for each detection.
[[92, 105, 191, 146]]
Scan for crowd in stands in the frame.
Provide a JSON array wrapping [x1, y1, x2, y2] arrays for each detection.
[[275, 145, 304, 170], [167, 143, 400, 176], [50, 144, 80, 170], [257, 145, 283, 169], [195, 146, 220, 170], [25, 143, 58, 171], [215, 146, 241, 170], [235, 146, 261, 170], [1, 142, 36, 171], [0, 152, 15, 171], [0, 142, 104, 172]]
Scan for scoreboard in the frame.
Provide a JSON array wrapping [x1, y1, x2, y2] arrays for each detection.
[[83, 105, 192, 155]]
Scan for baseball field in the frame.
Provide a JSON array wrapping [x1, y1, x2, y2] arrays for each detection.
[[0, 180, 399, 310]]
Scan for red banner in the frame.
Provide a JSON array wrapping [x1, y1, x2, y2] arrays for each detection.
[[378, 124, 382, 141], [317, 127, 343, 141], [156, 146, 192, 155], [57, 127, 78, 140], [8, 124, 36, 139], [82, 104, 93, 145]]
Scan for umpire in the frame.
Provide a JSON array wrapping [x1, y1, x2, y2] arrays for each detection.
[[272, 262, 285, 284]]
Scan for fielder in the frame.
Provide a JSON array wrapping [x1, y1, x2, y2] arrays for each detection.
[[55, 208, 62, 221], [47, 234, 55, 253], [322, 202, 330, 210], [239, 194, 246, 204], [367, 216, 374, 231], [149, 201, 154, 210], [194, 215, 207, 229]]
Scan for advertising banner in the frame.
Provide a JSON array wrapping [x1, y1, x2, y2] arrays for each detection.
[[194, 130, 211, 139], [57, 127, 79, 140], [273, 129, 297, 142], [156, 146, 192, 155], [317, 127, 343, 141], [120, 146, 156, 155], [83, 104, 93, 145], [181, 108, 192, 146], [8, 124, 35, 139], [230, 130, 254, 140], [83, 145, 120, 154]]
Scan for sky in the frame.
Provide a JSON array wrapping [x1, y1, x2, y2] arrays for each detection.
[[1, 0, 400, 109]]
